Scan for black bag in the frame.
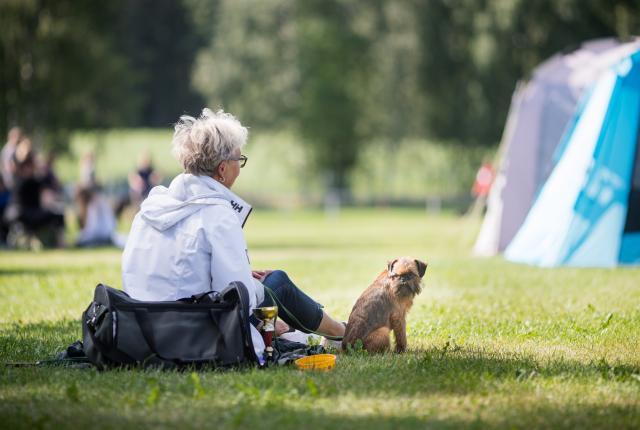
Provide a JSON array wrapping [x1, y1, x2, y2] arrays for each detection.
[[82, 282, 259, 370]]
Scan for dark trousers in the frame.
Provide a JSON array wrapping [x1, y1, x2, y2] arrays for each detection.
[[254, 270, 324, 333]]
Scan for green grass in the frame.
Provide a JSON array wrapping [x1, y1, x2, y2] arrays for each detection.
[[1, 209, 639, 429]]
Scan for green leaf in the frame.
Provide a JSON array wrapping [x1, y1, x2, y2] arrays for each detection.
[[65, 382, 80, 403], [306, 378, 319, 397], [190, 372, 206, 399], [601, 312, 614, 329], [146, 378, 161, 407]]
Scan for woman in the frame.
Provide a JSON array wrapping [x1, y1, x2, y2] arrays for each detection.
[[122, 108, 345, 360], [11, 139, 65, 247]]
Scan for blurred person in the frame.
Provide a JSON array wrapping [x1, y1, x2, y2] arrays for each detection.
[[39, 151, 63, 193], [131, 151, 161, 200], [75, 151, 98, 229], [75, 186, 122, 248], [0, 128, 21, 245], [1, 126, 22, 189], [122, 108, 345, 361], [79, 151, 97, 188], [0, 175, 10, 245], [37, 151, 65, 214], [472, 159, 495, 199], [73, 150, 123, 248], [10, 138, 65, 247], [467, 158, 495, 217], [115, 151, 162, 218]]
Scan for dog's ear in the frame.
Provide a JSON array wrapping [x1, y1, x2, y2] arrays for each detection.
[[387, 259, 398, 275], [415, 259, 428, 278]]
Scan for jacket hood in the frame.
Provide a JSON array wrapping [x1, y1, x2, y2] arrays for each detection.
[[139, 174, 252, 231]]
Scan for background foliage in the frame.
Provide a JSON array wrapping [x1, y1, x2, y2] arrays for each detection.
[[2, 0, 639, 192], [0, 0, 137, 151]]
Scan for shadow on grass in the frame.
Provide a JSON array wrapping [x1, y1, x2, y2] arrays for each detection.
[[0, 398, 448, 430], [0, 320, 81, 362], [326, 345, 640, 396], [2, 320, 639, 394], [205, 400, 640, 430], [0, 390, 638, 430]]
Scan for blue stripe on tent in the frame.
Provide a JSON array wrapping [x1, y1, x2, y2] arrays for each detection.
[[505, 50, 640, 267], [620, 232, 640, 263], [564, 53, 640, 266]]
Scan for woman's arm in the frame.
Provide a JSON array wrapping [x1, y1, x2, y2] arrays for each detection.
[[251, 270, 273, 282], [205, 208, 264, 309]]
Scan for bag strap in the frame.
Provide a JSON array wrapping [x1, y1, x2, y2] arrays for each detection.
[[2, 357, 91, 368], [132, 309, 179, 366], [226, 282, 261, 364], [178, 290, 222, 304], [208, 309, 227, 350], [133, 308, 230, 365]]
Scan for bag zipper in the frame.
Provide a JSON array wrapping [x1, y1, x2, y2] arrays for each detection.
[[112, 302, 234, 311]]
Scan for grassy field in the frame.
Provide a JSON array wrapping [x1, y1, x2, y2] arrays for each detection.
[[1, 209, 639, 429]]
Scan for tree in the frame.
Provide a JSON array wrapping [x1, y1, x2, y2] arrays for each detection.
[[415, 0, 640, 147], [116, 0, 207, 126], [0, 0, 139, 149], [364, 1, 426, 143], [295, 0, 372, 193], [0, 0, 209, 148], [194, 0, 374, 193], [193, 0, 300, 130]]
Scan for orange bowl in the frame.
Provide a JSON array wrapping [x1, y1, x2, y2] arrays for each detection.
[[294, 354, 336, 371]]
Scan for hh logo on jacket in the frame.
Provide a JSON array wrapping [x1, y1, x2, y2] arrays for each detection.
[[230, 200, 243, 213]]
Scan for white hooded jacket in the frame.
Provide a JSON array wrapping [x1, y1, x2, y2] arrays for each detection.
[[122, 173, 265, 358]]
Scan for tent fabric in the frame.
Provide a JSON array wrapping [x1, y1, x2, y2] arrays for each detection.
[[474, 38, 640, 257], [472, 84, 523, 256], [620, 233, 640, 263], [620, 96, 640, 264], [505, 52, 640, 267]]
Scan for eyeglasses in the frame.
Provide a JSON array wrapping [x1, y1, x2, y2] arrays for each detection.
[[227, 154, 248, 168]]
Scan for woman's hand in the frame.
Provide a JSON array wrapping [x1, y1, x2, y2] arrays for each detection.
[[275, 319, 290, 335], [255, 318, 290, 335], [252, 270, 273, 282]]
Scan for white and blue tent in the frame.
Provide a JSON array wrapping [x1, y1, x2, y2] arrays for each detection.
[[505, 48, 640, 267], [474, 38, 640, 257]]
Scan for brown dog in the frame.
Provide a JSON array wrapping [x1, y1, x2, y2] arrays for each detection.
[[342, 257, 427, 353]]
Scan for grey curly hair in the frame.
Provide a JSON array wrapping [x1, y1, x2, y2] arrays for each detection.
[[171, 108, 248, 176]]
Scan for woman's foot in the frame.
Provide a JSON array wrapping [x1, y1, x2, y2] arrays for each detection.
[[316, 312, 346, 337]]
